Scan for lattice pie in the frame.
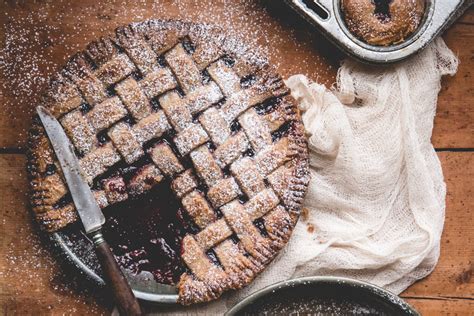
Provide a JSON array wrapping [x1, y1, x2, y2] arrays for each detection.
[[27, 20, 309, 304]]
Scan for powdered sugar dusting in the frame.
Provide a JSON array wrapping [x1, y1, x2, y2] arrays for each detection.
[[2, 230, 106, 314]]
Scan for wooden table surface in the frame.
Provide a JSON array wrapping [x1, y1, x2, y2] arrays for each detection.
[[0, 1, 472, 315]]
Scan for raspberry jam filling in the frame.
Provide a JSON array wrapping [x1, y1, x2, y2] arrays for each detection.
[[101, 180, 196, 285]]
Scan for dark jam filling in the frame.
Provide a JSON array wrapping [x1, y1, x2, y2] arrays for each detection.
[[101, 180, 193, 285], [373, 0, 393, 22]]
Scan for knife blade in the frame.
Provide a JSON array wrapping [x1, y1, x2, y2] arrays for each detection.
[[36, 106, 105, 234]]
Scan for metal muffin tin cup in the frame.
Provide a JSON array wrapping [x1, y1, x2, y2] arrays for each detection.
[[286, 0, 469, 63]]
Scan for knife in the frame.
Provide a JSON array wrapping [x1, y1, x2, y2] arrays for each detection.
[[37, 106, 143, 316]]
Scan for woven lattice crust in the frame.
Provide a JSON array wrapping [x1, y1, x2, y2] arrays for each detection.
[[26, 20, 309, 304]]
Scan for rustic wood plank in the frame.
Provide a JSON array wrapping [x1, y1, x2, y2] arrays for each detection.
[[401, 151, 474, 314], [404, 298, 474, 316], [402, 152, 474, 300], [433, 16, 474, 149]]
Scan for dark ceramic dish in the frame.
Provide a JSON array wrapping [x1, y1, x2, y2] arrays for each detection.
[[225, 276, 419, 315]]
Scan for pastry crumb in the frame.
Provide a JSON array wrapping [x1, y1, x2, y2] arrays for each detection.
[[301, 207, 309, 221]]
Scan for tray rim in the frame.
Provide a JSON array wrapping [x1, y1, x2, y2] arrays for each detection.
[[225, 275, 420, 315]]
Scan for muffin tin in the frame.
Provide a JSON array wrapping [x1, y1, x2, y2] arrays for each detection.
[[285, 0, 470, 63]]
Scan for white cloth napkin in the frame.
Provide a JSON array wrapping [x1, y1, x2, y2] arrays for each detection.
[[147, 38, 458, 315]]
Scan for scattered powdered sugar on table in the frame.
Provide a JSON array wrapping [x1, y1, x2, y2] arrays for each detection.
[[1, 222, 106, 313]]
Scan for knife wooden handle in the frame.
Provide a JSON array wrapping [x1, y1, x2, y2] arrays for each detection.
[[91, 230, 143, 316]]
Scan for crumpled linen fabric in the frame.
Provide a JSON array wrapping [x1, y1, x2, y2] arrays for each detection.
[[148, 38, 458, 315]]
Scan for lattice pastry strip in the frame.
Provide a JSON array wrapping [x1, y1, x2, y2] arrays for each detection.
[[183, 81, 223, 115], [45, 74, 84, 118], [60, 110, 96, 155], [213, 132, 250, 168], [254, 137, 292, 176], [115, 25, 159, 75], [221, 201, 273, 262], [188, 28, 225, 69], [195, 219, 232, 250], [79, 142, 121, 184], [76, 72, 108, 106], [171, 169, 198, 198], [230, 157, 266, 198], [128, 164, 164, 196], [262, 105, 288, 132], [245, 189, 280, 220], [139, 67, 177, 99], [165, 43, 202, 94], [96, 53, 136, 86], [131, 110, 172, 144], [108, 122, 144, 164], [86, 96, 128, 132], [174, 123, 209, 156], [221, 89, 264, 123], [207, 177, 241, 208], [239, 109, 273, 152], [115, 77, 152, 120], [208, 59, 242, 96], [182, 191, 217, 229], [198, 107, 231, 146], [159, 91, 193, 132], [190, 146, 223, 188], [149, 142, 184, 177]]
